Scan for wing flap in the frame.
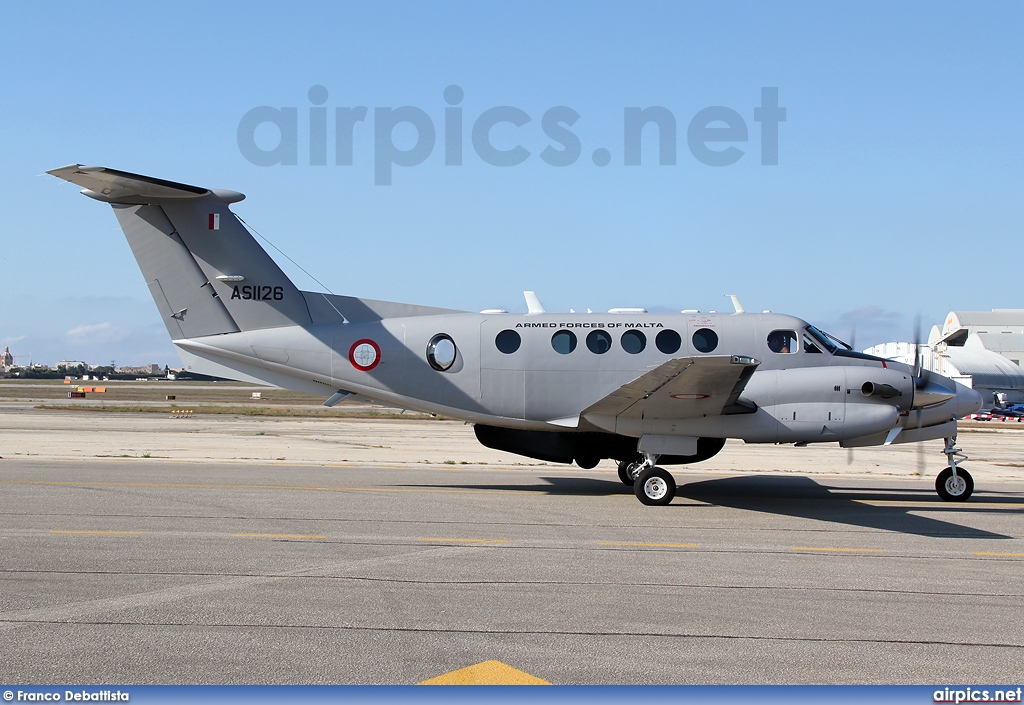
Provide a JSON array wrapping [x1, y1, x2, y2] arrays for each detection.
[[582, 355, 760, 433]]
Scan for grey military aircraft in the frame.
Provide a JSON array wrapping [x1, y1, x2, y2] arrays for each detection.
[[985, 393, 1024, 419], [48, 165, 985, 505]]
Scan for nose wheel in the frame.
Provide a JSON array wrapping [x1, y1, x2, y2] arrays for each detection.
[[935, 436, 973, 502], [936, 466, 973, 501]]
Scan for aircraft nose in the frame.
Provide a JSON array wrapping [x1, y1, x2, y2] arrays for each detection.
[[956, 383, 984, 418]]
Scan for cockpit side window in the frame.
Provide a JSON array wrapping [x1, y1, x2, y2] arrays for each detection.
[[767, 330, 798, 354], [802, 333, 822, 353]]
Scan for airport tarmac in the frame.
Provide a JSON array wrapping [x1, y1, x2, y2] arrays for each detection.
[[1, 406, 1023, 684]]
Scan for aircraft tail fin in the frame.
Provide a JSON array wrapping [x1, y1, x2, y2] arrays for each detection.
[[47, 165, 312, 339]]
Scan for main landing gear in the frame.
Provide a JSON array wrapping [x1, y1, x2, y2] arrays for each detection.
[[621, 453, 677, 506], [617, 459, 644, 485], [935, 436, 974, 502]]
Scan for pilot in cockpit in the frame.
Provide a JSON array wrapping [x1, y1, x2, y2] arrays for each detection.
[[767, 331, 791, 354]]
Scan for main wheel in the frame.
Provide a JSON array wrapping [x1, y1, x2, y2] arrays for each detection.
[[617, 460, 643, 486], [935, 466, 973, 502], [634, 467, 676, 506]]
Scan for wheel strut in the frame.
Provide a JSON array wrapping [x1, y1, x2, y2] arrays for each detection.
[[942, 436, 967, 477], [640, 452, 659, 473]]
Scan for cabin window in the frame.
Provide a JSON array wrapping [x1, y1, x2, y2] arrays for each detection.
[[495, 329, 521, 354], [551, 329, 577, 354], [656, 329, 682, 354], [767, 330, 798, 354], [426, 333, 457, 370], [587, 329, 612, 354], [621, 329, 646, 354], [692, 328, 718, 353]]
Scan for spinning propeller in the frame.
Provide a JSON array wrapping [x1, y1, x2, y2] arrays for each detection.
[[912, 316, 928, 476]]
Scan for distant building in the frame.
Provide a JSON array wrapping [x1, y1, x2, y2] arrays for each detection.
[[863, 341, 1024, 406], [864, 309, 1024, 406], [928, 310, 1024, 367], [118, 363, 162, 376], [0, 346, 12, 370]]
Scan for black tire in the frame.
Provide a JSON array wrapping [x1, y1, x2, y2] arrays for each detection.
[[575, 456, 600, 470], [634, 467, 676, 506], [935, 466, 973, 502], [617, 460, 643, 486]]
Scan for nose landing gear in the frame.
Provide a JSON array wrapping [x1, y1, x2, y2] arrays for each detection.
[[935, 436, 973, 502]]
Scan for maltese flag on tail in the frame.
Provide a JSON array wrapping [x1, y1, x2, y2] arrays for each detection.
[[208, 213, 220, 230]]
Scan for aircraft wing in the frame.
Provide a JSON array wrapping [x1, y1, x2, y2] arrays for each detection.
[[581, 355, 759, 431]]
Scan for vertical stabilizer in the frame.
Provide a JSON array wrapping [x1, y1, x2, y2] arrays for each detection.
[[158, 199, 311, 331], [113, 204, 239, 340], [47, 165, 312, 338]]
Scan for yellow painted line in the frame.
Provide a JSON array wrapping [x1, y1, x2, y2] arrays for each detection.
[[596, 541, 697, 548], [973, 551, 1024, 557], [420, 660, 549, 685], [418, 537, 508, 544], [0, 480, 530, 496], [792, 546, 884, 553], [50, 530, 142, 536], [232, 533, 326, 539], [853, 499, 1024, 508]]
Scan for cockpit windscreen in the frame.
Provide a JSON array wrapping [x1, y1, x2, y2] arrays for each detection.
[[805, 325, 853, 354]]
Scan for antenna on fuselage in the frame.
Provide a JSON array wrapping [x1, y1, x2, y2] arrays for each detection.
[[726, 295, 745, 314], [524, 291, 546, 315]]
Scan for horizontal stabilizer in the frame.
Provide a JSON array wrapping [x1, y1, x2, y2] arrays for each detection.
[[47, 164, 244, 205]]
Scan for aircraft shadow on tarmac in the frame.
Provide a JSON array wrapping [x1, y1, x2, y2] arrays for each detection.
[[422, 474, 1022, 539]]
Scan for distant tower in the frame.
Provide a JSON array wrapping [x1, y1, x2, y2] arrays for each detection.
[[0, 346, 12, 368]]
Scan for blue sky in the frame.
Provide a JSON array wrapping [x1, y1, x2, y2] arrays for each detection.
[[1, 2, 1022, 366]]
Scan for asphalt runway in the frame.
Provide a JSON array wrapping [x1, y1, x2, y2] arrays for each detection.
[[2, 445, 1023, 684]]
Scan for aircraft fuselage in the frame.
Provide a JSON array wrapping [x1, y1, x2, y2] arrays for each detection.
[[174, 308, 980, 450]]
